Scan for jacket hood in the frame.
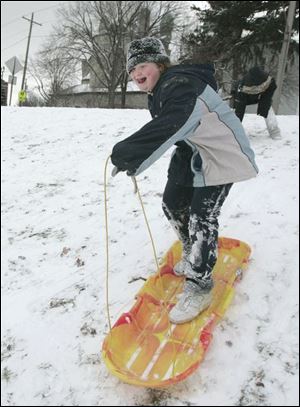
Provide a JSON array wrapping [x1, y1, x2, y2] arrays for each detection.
[[160, 63, 217, 91], [242, 66, 269, 86]]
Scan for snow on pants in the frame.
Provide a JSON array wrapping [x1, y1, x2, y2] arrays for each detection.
[[162, 180, 232, 289]]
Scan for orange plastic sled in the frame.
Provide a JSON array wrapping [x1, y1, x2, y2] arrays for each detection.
[[102, 237, 251, 387]]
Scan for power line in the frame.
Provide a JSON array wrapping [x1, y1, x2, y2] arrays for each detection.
[[2, 2, 63, 27], [2, 37, 28, 52], [26, 2, 64, 15], [31, 35, 54, 39], [1, 28, 30, 40], [2, 16, 21, 27]]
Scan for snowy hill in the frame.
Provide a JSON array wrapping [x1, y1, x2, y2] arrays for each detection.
[[1, 106, 299, 406]]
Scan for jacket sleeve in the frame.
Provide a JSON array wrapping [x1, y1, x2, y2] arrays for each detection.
[[111, 76, 199, 175]]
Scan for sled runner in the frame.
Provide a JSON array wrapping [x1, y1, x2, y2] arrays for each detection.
[[102, 237, 251, 387]]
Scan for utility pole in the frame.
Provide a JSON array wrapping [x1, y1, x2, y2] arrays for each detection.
[[20, 13, 42, 102], [273, 1, 297, 114], [9, 57, 16, 106]]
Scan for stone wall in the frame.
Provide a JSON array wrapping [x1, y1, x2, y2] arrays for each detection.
[[54, 91, 148, 109]]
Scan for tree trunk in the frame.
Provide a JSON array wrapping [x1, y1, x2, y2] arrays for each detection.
[[108, 88, 115, 108], [121, 86, 126, 108]]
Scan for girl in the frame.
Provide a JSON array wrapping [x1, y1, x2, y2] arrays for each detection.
[[111, 37, 258, 324]]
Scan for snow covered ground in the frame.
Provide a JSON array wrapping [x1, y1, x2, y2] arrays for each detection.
[[1, 106, 299, 406]]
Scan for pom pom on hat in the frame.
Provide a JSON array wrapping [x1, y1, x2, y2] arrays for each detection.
[[127, 37, 170, 73]]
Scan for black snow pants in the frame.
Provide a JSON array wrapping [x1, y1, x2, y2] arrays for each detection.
[[162, 180, 232, 289]]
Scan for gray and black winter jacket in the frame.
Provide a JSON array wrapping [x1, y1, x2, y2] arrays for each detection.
[[111, 64, 258, 187]]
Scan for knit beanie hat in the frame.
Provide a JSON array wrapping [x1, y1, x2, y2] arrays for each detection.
[[127, 37, 170, 73]]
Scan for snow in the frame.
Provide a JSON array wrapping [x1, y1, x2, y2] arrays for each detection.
[[1, 106, 299, 406]]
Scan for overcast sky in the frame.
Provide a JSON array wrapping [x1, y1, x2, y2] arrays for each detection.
[[1, 1, 205, 104], [1, 1, 65, 77]]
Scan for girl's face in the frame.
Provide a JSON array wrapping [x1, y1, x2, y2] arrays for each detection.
[[130, 62, 161, 92]]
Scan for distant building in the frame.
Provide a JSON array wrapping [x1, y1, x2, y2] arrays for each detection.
[[1, 79, 8, 106]]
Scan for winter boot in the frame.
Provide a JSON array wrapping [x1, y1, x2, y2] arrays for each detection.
[[265, 107, 281, 140], [169, 280, 213, 324], [173, 257, 192, 276]]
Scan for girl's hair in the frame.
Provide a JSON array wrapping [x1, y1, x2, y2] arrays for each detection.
[[157, 62, 172, 74]]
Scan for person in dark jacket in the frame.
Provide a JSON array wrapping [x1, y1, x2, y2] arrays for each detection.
[[111, 37, 258, 324], [231, 66, 281, 139]]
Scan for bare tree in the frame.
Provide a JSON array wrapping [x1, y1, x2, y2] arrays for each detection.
[[51, 1, 182, 107], [29, 40, 79, 105]]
